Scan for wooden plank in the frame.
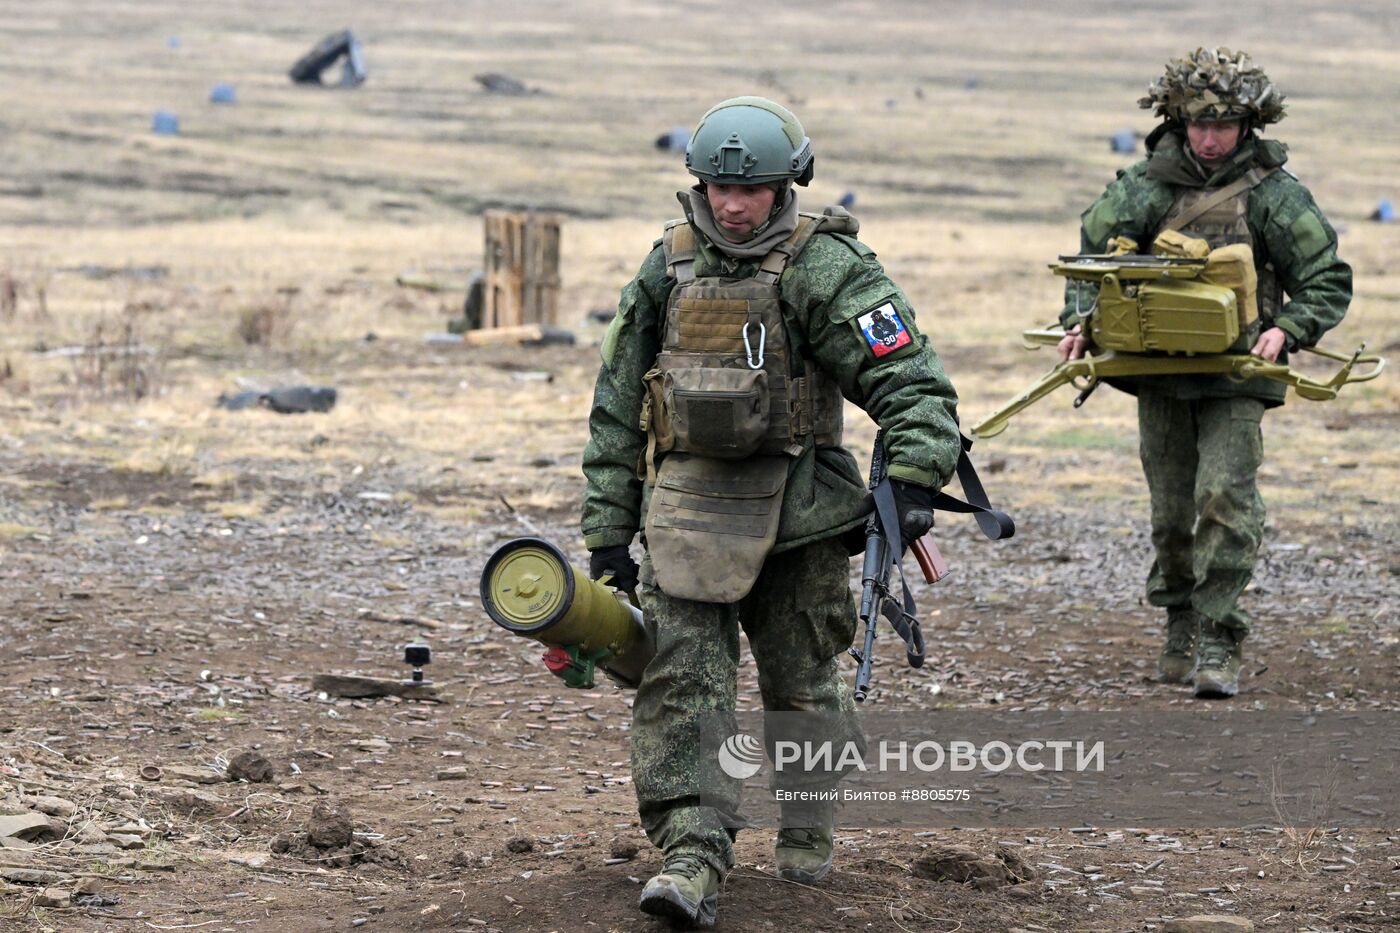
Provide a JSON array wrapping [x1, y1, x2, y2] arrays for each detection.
[[394, 273, 463, 293], [484, 211, 524, 329], [523, 213, 562, 326], [461, 324, 545, 347]]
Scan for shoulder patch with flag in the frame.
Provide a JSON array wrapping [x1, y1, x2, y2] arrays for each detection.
[[857, 302, 912, 358]]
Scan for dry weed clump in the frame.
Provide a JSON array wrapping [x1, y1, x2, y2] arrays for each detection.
[[0, 357, 30, 398], [0, 270, 47, 323], [34, 275, 48, 320], [123, 293, 169, 316], [236, 290, 297, 347], [0, 272, 16, 319], [1267, 763, 1339, 871], [67, 311, 162, 402]]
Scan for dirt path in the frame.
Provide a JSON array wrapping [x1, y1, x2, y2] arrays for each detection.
[[2, 338, 1396, 932]]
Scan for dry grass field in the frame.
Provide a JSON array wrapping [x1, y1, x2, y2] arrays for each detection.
[[1, 1, 1398, 931]]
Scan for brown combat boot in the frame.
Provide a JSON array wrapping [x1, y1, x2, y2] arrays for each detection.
[[1158, 608, 1202, 684], [1193, 621, 1243, 698]]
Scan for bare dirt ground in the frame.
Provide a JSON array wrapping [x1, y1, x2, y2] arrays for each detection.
[[2, 1, 1399, 931]]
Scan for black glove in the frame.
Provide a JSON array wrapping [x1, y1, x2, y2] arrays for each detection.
[[589, 545, 639, 592], [890, 479, 935, 550]]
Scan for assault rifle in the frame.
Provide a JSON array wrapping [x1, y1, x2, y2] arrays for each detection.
[[850, 431, 1014, 701]]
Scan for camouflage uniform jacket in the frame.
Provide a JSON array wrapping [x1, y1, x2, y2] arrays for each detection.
[[1062, 127, 1352, 405], [582, 221, 962, 553]]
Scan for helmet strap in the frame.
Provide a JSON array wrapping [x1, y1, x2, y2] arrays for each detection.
[[768, 182, 792, 219]]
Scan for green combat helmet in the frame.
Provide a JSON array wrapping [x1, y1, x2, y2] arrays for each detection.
[[1139, 47, 1287, 125], [686, 96, 815, 186]]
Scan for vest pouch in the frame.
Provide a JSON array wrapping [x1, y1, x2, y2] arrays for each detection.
[[644, 453, 788, 603], [1201, 243, 1259, 333], [664, 367, 771, 459], [1150, 230, 1212, 260], [641, 368, 676, 455]]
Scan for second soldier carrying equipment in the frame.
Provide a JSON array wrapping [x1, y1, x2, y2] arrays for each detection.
[[984, 47, 1371, 701]]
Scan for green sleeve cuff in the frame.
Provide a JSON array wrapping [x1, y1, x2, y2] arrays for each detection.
[[1273, 316, 1307, 346], [886, 462, 939, 490], [583, 528, 636, 551]]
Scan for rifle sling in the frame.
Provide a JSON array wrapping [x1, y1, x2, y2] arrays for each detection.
[[930, 434, 1017, 540]]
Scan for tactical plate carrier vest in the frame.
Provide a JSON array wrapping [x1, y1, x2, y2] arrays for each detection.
[[1158, 166, 1283, 330], [639, 210, 852, 604], [640, 213, 846, 468]]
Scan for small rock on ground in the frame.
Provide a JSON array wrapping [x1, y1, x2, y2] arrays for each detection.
[[911, 843, 1037, 890], [226, 750, 275, 783], [0, 813, 52, 841], [163, 765, 228, 785], [1163, 918, 1255, 933], [306, 800, 354, 849], [609, 840, 640, 860]]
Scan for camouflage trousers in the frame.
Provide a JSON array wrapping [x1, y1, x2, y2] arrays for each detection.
[[1138, 392, 1266, 638], [631, 536, 862, 875]]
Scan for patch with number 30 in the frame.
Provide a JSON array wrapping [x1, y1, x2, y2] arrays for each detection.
[[857, 302, 912, 358]]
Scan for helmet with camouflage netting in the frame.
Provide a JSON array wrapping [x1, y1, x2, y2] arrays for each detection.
[[1139, 48, 1286, 125], [686, 96, 814, 186]]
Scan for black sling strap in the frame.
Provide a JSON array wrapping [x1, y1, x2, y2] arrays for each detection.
[[931, 434, 1016, 540]]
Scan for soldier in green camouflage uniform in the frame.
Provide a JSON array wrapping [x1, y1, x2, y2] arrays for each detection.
[[581, 97, 962, 927], [1059, 49, 1351, 697]]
